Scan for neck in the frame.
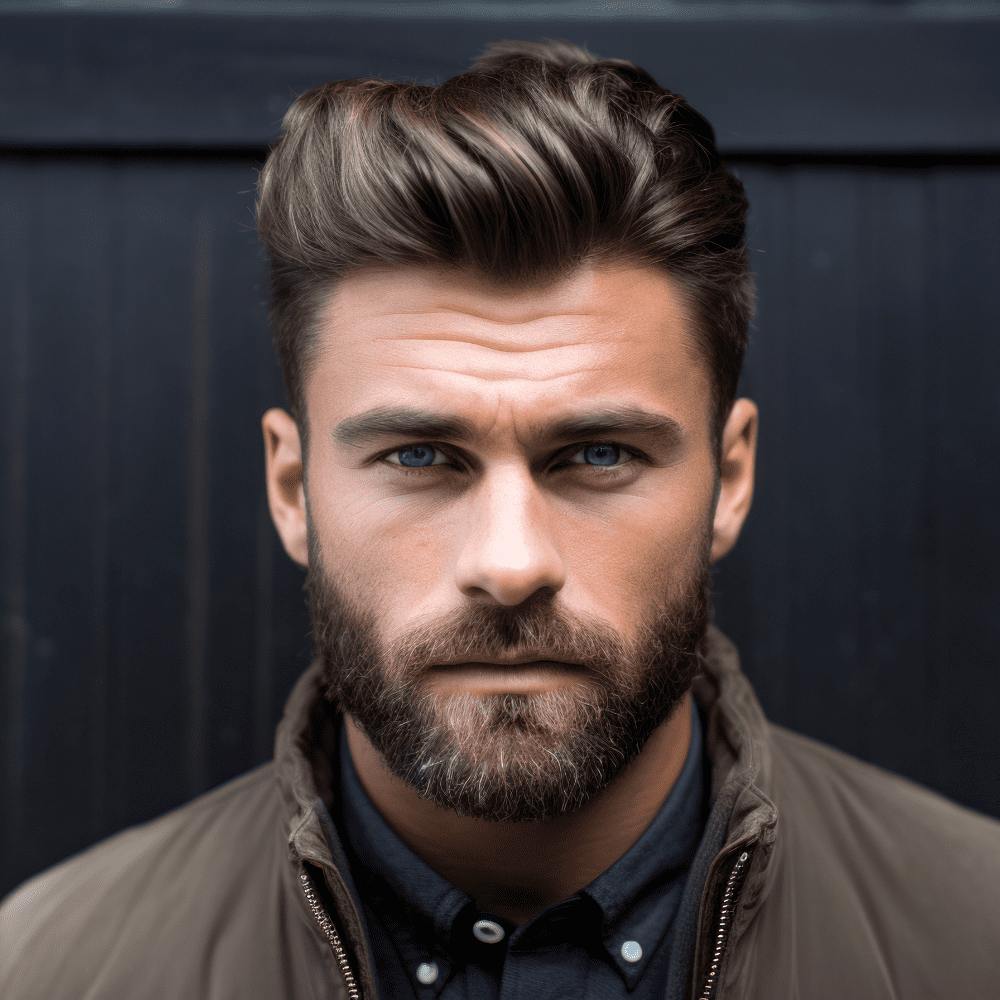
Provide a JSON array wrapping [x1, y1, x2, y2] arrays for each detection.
[[342, 692, 693, 926]]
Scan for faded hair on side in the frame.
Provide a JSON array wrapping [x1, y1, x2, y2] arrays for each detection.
[[256, 38, 754, 455]]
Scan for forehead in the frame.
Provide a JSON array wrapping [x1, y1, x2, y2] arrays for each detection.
[[306, 264, 711, 431]]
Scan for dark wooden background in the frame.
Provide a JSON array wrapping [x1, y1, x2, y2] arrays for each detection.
[[2, 1, 999, 901]]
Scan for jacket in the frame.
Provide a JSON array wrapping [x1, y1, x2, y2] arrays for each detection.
[[3, 626, 999, 999]]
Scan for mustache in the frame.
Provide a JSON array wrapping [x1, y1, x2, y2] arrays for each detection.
[[312, 577, 710, 684]]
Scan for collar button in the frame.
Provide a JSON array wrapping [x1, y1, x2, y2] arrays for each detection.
[[473, 919, 505, 944], [416, 962, 439, 984], [620, 940, 643, 963]]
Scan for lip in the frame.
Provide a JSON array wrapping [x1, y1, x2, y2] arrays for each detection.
[[425, 660, 582, 692], [432, 655, 579, 668]]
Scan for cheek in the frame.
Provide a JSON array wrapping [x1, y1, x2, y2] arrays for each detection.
[[309, 477, 451, 609], [593, 516, 698, 601], [367, 526, 449, 595], [584, 478, 713, 602]]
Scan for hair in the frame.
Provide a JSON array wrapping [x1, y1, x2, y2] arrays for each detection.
[[256, 38, 753, 458]]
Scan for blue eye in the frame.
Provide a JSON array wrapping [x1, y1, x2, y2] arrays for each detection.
[[388, 445, 442, 468], [382, 442, 635, 474], [570, 444, 632, 468]]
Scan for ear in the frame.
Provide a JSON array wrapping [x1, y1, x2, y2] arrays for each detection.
[[262, 408, 308, 568], [710, 398, 758, 564]]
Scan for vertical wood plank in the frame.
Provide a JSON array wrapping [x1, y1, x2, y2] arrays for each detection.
[[0, 165, 31, 896], [201, 165, 268, 791], [105, 163, 195, 833], [2, 159, 116, 882], [854, 168, 935, 785], [926, 169, 1000, 809], [185, 210, 212, 798], [786, 167, 864, 753]]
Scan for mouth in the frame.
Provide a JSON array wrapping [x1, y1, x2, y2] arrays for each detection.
[[426, 659, 583, 693], [432, 653, 580, 668]]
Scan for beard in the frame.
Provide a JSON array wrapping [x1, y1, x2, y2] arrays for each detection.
[[305, 518, 713, 824]]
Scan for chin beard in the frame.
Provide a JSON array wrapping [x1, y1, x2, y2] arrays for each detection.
[[305, 526, 713, 824]]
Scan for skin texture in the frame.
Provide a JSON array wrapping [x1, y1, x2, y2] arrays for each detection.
[[263, 263, 757, 925]]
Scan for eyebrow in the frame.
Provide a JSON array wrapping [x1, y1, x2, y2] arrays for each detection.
[[332, 404, 685, 450]]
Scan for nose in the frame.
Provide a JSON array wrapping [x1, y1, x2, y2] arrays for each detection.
[[454, 465, 566, 606]]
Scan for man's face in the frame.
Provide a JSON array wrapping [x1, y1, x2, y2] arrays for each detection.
[[293, 264, 728, 823]]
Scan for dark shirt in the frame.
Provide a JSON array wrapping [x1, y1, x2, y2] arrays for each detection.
[[319, 697, 718, 1000]]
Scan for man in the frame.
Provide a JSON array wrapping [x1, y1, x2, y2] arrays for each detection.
[[2, 37, 998, 1000]]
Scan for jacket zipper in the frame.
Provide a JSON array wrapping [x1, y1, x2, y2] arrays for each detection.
[[299, 866, 361, 1000], [299, 842, 750, 1000], [697, 849, 750, 1000]]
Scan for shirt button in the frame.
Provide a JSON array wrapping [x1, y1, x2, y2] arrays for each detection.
[[416, 962, 439, 984], [620, 940, 643, 963], [472, 919, 506, 944]]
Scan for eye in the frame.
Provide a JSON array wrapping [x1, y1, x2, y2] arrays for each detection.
[[383, 444, 452, 469], [566, 443, 634, 469]]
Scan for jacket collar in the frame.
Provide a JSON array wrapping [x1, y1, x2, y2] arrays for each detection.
[[689, 628, 781, 961], [273, 625, 781, 985]]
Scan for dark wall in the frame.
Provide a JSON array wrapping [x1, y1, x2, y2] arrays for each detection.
[[2, 3, 999, 901]]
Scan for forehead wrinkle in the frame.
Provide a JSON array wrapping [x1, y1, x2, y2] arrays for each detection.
[[374, 335, 593, 354], [376, 307, 598, 326], [379, 362, 605, 382]]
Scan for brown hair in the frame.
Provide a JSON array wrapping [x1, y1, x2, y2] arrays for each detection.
[[256, 38, 753, 456]]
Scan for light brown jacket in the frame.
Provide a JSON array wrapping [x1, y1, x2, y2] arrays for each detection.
[[3, 627, 999, 998]]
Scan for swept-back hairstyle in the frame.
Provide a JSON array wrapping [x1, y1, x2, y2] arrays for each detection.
[[257, 38, 753, 455]]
